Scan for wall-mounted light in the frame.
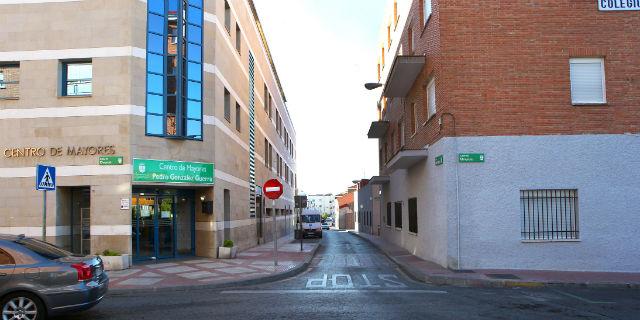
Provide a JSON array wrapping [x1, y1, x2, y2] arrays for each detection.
[[200, 195, 206, 202]]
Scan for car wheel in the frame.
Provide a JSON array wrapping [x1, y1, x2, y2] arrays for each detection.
[[1, 292, 45, 320]]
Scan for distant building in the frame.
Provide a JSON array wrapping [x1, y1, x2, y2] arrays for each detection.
[[336, 191, 355, 230], [306, 194, 336, 216]]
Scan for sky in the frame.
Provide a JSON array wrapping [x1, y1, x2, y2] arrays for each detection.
[[253, 0, 388, 195]]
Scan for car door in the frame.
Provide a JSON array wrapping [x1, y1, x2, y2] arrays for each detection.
[[0, 248, 16, 290]]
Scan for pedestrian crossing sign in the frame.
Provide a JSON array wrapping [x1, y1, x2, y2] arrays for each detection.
[[36, 165, 56, 191]]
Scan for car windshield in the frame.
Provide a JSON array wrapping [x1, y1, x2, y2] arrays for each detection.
[[302, 215, 321, 223], [15, 238, 73, 260]]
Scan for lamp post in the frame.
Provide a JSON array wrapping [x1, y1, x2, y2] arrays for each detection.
[[364, 82, 383, 90]]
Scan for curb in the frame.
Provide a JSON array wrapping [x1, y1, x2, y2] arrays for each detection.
[[109, 243, 321, 295], [348, 231, 640, 290]]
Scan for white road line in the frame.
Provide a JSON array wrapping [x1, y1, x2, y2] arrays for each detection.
[[552, 290, 616, 304], [221, 289, 447, 294]]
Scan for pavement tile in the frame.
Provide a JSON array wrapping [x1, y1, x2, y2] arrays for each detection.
[[117, 277, 164, 286], [146, 262, 180, 269], [237, 252, 263, 257], [181, 259, 213, 264], [139, 272, 163, 277], [218, 267, 256, 274], [196, 262, 231, 269], [158, 266, 199, 274], [177, 271, 218, 279], [198, 276, 235, 283], [108, 269, 141, 278]]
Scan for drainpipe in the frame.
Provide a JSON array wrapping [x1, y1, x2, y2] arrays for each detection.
[[439, 113, 460, 270]]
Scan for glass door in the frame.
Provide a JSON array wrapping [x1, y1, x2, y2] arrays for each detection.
[[132, 195, 157, 259], [157, 196, 175, 258]]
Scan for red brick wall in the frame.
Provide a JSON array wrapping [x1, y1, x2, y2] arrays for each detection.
[[381, 0, 640, 162]]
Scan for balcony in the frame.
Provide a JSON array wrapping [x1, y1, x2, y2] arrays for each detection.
[[369, 175, 390, 185], [367, 120, 390, 139], [387, 149, 428, 171], [383, 55, 425, 98]]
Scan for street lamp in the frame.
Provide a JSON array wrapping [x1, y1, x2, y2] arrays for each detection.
[[364, 82, 383, 90]]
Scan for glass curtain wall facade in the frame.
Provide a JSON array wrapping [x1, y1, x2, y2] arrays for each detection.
[[146, 0, 203, 140]]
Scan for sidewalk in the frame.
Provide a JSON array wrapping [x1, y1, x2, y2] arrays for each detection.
[[350, 231, 640, 289], [108, 235, 319, 292]]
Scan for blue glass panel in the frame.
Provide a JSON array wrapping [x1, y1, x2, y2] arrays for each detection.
[[187, 6, 202, 26], [187, 43, 201, 62], [147, 53, 164, 74], [147, 93, 163, 114], [147, 73, 163, 94], [187, 25, 202, 44], [168, 0, 178, 12], [187, 62, 201, 81], [187, 81, 201, 100], [186, 120, 202, 138], [186, 100, 202, 119], [147, 33, 164, 54], [146, 114, 163, 135], [148, 13, 164, 34], [148, 0, 165, 15], [189, 0, 202, 8]]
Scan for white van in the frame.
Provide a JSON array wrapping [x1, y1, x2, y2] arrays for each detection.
[[301, 209, 322, 238]]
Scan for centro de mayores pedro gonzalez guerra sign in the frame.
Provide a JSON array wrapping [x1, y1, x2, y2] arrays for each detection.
[[599, 0, 640, 10], [133, 158, 214, 184]]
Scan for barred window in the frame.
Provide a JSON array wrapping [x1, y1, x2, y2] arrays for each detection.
[[520, 189, 579, 240], [408, 198, 418, 234], [386, 202, 392, 226], [394, 202, 402, 229]]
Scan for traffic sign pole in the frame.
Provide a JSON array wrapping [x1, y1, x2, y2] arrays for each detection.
[[42, 190, 46, 241], [263, 179, 283, 268], [273, 199, 277, 267]]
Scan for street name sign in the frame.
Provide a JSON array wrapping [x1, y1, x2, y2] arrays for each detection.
[[458, 153, 485, 163], [435, 155, 444, 166], [36, 165, 56, 191], [133, 158, 214, 184], [598, 0, 640, 11], [99, 156, 123, 165]]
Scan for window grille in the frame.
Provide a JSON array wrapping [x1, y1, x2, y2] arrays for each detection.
[[520, 189, 579, 240]]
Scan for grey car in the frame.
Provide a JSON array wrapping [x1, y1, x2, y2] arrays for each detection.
[[0, 234, 108, 319]]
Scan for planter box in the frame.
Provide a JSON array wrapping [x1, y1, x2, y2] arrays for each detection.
[[218, 246, 238, 259], [100, 254, 131, 271]]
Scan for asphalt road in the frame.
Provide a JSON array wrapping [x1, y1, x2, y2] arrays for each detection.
[[58, 230, 640, 320]]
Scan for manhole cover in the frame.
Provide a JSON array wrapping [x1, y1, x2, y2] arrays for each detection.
[[486, 273, 520, 280]]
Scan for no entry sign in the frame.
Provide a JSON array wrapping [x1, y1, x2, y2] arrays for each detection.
[[263, 179, 284, 200]]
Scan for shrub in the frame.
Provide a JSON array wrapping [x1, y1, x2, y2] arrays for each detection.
[[102, 249, 121, 256], [223, 240, 234, 248]]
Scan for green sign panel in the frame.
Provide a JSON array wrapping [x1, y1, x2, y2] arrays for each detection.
[[99, 156, 123, 165], [133, 158, 214, 184], [435, 155, 444, 166], [458, 153, 485, 163]]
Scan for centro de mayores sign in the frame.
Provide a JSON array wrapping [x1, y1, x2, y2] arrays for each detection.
[[133, 158, 214, 184], [598, 0, 640, 10]]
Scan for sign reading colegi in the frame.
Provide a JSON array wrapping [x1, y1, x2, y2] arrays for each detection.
[[133, 158, 214, 184], [599, 0, 640, 11]]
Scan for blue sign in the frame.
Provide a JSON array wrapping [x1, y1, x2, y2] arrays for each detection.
[[36, 165, 56, 191]]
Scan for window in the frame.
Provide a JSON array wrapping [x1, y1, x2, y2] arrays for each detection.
[[387, 24, 391, 49], [145, 0, 203, 140], [393, 1, 398, 28], [394, 201, 402, 229], [263, 84, 268, 111], [268, 95, 273, 119], [427, 78, 436, 118], [235, 103, 241, 132], [224, 88, 231, 122], [224, 1, 231, 33], [408, 198, 418, 233], [520, 189, 579, 240], [264, 138, 269, 167], [423, 0, 432, 25], [400, 120, 405, 147], [381, 47, 385, 67], [62, 61, 92, 96], [0, 249, 14, 265], [411, 103, 418, 133], [235, 23, 241, 54], [0, 63, 19, 99], [407, 25, 413, 54], [570, 58, 606, 104], [268, 143, 273, 169], [386, 202, 392, 226]]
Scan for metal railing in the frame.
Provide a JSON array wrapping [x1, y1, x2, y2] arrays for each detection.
[[520, 189, 579, 240]]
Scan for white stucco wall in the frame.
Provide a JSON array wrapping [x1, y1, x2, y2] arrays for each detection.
[[382, 134, 640, 272]]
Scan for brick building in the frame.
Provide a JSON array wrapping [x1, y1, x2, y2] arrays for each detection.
[[367, 0, 640, 272], [336, 190, 355, 230]]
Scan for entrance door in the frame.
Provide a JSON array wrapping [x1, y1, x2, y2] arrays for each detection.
[[157, 196, 175, 258], [132, 195, 157, 259]]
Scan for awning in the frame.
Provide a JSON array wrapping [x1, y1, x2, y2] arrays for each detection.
[[387, 149, 428, 171], [383, 55, 425, 98], [367, 121, 390, 139], [369, 176, 390, 185]]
